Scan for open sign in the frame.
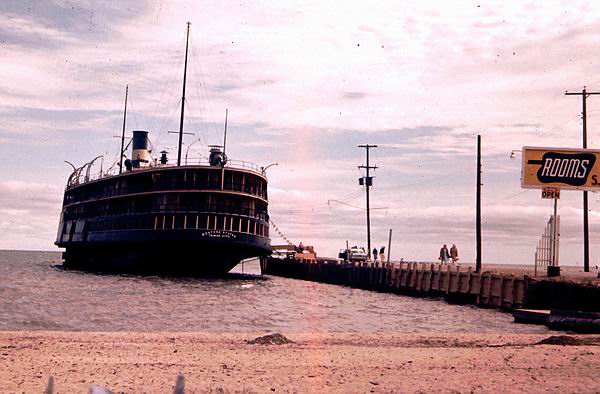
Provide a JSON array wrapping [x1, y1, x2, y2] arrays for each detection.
[[541, 188, 560, 199]]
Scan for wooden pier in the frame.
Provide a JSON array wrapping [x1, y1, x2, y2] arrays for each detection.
[[265, 258, 600, 312]]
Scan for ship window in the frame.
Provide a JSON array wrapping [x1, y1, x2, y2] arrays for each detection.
[[195, 214, 203, 229], [175, 215, 185, 229], [217, 215, 225, 230], [209, 170, 220, 189], [222, 216, 228, 230], [251, 220, 256, 234], [196, 170, 205, 188], [185, 215, 195, 229], [208, 215, 215, 230]]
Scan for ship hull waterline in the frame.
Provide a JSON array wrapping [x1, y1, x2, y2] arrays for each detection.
[[58, 232, 271, 277]]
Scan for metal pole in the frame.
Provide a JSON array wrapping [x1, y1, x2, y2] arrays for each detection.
[[387, 228, 392, 264], [582, 90, 590, 273], [476, 135, 482, 273], [177, 22, 191, 167], [119, 85, 128, 174], [358, 144, 378, 260], [346, 240, 350, 263], [553, 198, 558, 266], [366, 147, 371, 259], [565, 87, 600, 272]]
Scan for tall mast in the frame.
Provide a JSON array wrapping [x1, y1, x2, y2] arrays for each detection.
[[177, 22, 191, 166], [223, 108, 228, 156], [119, 85, 128, 174]]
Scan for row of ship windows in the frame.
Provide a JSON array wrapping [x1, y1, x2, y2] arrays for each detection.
[[84, 214, 269, 237], [66, 173, 267, 204]]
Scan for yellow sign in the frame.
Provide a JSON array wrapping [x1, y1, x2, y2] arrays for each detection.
[[522, 146, 600, 190], [541, 188, 560, 199]]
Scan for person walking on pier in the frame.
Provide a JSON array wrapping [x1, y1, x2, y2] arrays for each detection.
[[379, 246, 386, 264], [450, 244, 459, 264], [439, 244, 450, 264], [372, 248, 378, 262]]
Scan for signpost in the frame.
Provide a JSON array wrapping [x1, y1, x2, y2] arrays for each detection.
[[520, 146, 600, 276], [522, 146, 600, 190], [521, 146, 600, 275]]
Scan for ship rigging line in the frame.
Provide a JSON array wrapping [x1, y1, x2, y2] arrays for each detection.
[[269, 219, 293, 246], [189, 39, 222, 143]]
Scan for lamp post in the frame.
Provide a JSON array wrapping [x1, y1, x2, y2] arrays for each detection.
[[64, 161, 77, 172], [185, 139, 204, 165], [261, 163, 278, 174]]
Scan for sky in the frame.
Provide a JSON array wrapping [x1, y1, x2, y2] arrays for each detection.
[[2, 0, 600, 266]]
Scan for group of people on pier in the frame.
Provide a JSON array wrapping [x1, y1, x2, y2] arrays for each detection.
[[372, 246, 386, 262], [439, 244, 459, 264]]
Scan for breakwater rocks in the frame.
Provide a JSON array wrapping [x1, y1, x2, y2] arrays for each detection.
[[265, 259, 600, 312]]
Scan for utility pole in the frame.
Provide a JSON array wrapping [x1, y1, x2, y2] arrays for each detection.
[[476, 135, 482, 273], [565, 87, 600, 272], [358, 144, 378, 259]]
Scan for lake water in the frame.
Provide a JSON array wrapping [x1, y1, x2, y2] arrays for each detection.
[[0, 250, 548, 333]]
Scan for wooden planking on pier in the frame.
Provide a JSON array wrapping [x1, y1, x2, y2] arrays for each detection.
[[265, 259, 527, 311]]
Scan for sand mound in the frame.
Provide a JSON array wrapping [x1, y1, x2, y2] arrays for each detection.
[[537, 335, 585, 346], [247, 333, 294, 345]]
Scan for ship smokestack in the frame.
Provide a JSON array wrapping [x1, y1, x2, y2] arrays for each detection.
[[131, 130, 151, 168]]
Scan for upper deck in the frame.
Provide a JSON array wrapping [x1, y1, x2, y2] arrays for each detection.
[[67, 157, 267, 189], [63, 158, 269, 205]]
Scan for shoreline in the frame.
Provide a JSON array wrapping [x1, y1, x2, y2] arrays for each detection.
[[1, 331, 599, 393]]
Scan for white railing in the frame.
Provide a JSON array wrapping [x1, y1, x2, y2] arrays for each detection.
[[66, 156, 265, 188], [535, 215, 560, 276]]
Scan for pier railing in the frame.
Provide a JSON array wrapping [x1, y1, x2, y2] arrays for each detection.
[[265, 259, 528, 310], [265, 258, 600, 312]]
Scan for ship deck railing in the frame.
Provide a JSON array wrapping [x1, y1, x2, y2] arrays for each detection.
[[67, 157, 265, 188]]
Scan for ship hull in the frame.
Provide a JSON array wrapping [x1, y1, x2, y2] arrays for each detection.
[[61, 233, 270, 276]]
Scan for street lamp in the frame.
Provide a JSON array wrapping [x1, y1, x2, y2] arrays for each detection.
[[185, 138, 204, 165], [510, 149, 522, 159], [64, 161, 77, 172], [261, 162, 278, 174]]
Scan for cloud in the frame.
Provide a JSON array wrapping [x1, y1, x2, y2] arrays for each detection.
[[0, 181, 63, 250], [2, 0, 600, 266], [342, 91, 367, 99]]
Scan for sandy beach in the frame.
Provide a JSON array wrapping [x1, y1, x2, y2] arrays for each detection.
[[1, 331, 599, 393]]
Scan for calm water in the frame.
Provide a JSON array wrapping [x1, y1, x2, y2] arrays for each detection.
[[0, 250, 548, 333]]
